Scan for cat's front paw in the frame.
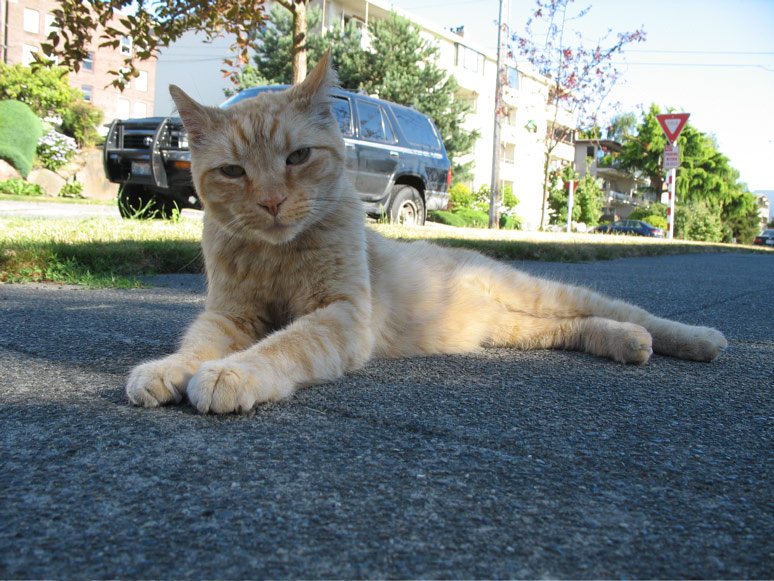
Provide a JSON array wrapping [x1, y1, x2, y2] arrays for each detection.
[[186, 361, 259, 414], [126, 357, 196, 408]]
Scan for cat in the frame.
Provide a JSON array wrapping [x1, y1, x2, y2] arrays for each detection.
[[126, 53, 727, 414]]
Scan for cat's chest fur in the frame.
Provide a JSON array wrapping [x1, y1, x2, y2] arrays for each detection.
[[200, 212, 370, 336]]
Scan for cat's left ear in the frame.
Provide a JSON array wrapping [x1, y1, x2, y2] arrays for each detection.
[[169, 85, 217, 147], [291, 49, 339, 109]]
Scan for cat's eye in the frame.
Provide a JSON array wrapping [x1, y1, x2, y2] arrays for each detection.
[[286, 147, 311, 166], [220, 165, 245, 178]]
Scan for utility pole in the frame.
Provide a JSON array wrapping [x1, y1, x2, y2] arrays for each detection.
[[488, 0, 507, 229]]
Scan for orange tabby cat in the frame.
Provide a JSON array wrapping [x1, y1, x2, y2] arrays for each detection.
[[126, 53, 727, 414]]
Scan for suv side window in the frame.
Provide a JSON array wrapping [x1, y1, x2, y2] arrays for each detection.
[[331, 97, 353, 136], [356, 100, 394, 142], [392, 107, 440, 149]]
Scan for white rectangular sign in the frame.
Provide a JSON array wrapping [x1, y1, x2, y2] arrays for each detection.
[[663, 144, 680, 171]]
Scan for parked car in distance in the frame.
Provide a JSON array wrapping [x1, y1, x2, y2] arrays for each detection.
[[753, 229, 774, 246], [103, 86, 452, 225], [595, 219, 665, 238]]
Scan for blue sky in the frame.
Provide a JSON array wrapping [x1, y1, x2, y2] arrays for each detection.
[[387, 0, 774, 192]]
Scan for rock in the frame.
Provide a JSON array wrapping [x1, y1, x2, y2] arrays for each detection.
[[27, 168, 66, 197], [74, 149, 119, 200], [0, 159, 22, 181]]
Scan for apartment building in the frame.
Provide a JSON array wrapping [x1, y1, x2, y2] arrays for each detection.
[[313, 0, 575, 229], [0, 0, 155, 124]]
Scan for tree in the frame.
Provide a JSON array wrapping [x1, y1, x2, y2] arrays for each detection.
[[618, 104, 668, 197], [241, 10, 477, 178], [0, 63, 81, 117], [274, 0, 313, 83], [37, 0, 267, 89], [360, 13, 478, 176], [620, 104, 758, 243], [547, 164, 579, 226], [512, 0, 645, 229], [574, 166, 603, 226]]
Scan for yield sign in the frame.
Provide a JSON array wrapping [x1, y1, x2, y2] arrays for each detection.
[[656, 113, 690, 143]]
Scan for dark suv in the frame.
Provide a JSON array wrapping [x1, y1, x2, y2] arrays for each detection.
[[103, 86, 452, 225]]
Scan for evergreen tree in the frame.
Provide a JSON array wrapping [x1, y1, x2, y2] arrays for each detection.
[[574, 170, 603, 227], [239, 9, 477, 178]]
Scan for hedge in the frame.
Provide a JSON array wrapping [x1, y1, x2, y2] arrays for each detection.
[[0, 100, 43, 177]]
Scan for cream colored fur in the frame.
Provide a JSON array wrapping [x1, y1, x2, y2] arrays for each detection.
[[126, 54, 727, 414]]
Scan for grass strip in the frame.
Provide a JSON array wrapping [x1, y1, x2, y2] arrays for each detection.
[[0, 217, 203, 287], [1, 217, 770, 287]]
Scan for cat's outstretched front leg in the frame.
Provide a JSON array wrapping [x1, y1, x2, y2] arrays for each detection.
[[186, 301, 373, 414], [126, 311, 254, 408]]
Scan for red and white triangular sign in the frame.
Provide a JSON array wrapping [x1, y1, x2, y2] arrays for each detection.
[[656, 113, 690, 143]]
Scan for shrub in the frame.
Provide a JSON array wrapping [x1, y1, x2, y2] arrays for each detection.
[[0, 100, 44, 177], [428, 210, 467, 227], [454, 207, 490, 228], [500, 213, 522, 230], [0, 178, 44, 196], [449, 183, 475, 209], [638, 214, 667, 230], [61, 101, 103, 147], [59, 180, 84, 198], [37, 130, 79, 171], [0, 63, 80, 118]]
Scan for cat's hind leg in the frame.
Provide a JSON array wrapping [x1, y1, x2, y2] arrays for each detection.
[[473, 262, 725, 363], [126, 310, 255, 407]]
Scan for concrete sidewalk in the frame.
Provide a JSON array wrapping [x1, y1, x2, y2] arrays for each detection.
[[0, 253, 771, 579]]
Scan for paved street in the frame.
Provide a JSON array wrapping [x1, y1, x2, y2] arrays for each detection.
[[0, 253, 772, 579]]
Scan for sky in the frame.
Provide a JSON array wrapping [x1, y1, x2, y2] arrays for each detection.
[[386, 0, 774, 193]]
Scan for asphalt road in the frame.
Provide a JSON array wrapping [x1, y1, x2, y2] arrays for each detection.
[[0, 253, 772, 579]]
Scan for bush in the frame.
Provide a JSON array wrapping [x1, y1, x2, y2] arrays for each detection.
[[0, 63, 80, 118], [428, 210, 467, 227], [37, 130, 79, 171], [0, 100, 44, 177], [449, 183, 475, 209], [61, 101, 103, 147], [638, 214, 667, 230], [0, 178, 44, 196], [500, 213, 522, 230], [59, 180, 84, 198], [454, 207, 490, 228]]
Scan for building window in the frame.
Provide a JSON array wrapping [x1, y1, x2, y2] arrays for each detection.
[[120, 36, 132, 56], [135, 70, 148, 92], [83, 52, 94, 72], [506, 66, 519, 89], [586, 146, 595, 159], [117, 98, 130, 120], [22, 44, 37, 66], [133, 102, 147, 119], [505, 107, 517, 126], [456, 44, 485, 75], [81, 85, 93, 102], [23, 8, 40, 34], [502, 143, 516, 164], [44, 13, 57, 37]]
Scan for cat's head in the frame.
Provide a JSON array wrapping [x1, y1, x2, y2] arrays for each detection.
[[169, 52, 347, 244]]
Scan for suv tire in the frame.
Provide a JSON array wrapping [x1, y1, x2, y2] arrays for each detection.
[[389, 185, 425, 226]]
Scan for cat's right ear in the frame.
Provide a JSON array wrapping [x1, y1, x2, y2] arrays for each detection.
[[169, 85, 214, 147]]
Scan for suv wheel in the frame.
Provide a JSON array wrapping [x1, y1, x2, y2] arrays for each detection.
[[389, 185, 425, 226], [118, 185, 176, 219]]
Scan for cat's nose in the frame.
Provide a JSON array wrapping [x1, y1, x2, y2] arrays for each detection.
[[259, 198, 285, 217]]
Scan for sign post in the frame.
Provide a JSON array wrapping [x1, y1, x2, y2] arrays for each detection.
[[656, 113, 690, 239]]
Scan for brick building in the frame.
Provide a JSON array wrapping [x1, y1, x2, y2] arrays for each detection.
[[0, 0, 155, 125]]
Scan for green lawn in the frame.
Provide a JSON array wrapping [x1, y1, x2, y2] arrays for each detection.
[[0, 215, 770, 287]]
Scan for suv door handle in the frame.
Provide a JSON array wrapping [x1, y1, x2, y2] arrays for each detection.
[[390, 151, 399, 157]]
